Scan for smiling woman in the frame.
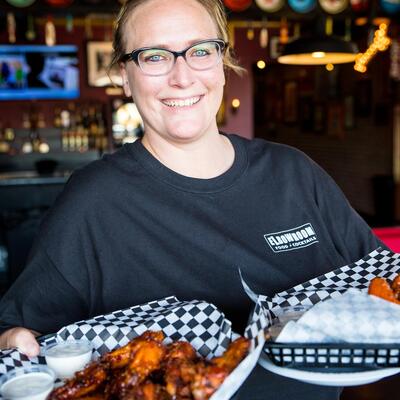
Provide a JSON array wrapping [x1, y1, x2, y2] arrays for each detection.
[[115, 0, 233, 178]]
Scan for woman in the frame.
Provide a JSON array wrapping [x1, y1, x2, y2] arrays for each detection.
[[0, 1, 383, 398]]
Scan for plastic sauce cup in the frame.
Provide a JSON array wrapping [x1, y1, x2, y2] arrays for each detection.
[[268, 305, 311, 340], [276, 305, 311, 324], [0, 365, 55, 400], [43, 339, 93, 379]]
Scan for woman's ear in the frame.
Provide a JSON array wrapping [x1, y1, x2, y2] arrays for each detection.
[[120, 63, 132, 97]]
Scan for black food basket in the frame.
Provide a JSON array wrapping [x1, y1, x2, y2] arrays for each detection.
[[238, 248, 400, 372], [264, 342, 400, 371]]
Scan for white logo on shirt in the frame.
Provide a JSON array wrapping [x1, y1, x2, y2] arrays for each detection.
[[264, 223, 319, 253]]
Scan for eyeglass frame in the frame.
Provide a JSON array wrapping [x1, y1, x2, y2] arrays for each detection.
[[119, 39, 228, 75]]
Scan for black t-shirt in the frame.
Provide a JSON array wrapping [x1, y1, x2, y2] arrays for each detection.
[[0, 134, 383, 399]]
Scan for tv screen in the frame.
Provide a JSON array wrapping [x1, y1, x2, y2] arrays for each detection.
[[0, 45, 79, 101]]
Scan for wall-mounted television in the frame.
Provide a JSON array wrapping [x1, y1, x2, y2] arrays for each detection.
[[0, 45, 79, 101]]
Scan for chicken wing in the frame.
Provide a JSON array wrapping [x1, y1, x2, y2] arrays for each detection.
[[106, 337, 166, 398], [191, 337, 250, 400], [120, 381, 170, 400], [368, 276, 400, 304], [47, 330, 249, 400], [210, 337, 250, 372], [391, 274, 400, 300], [164, 341, 198, 399], [47, 361, 108, 400]]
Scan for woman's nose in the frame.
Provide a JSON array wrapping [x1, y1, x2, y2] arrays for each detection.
[[168, 56, 195, 87]]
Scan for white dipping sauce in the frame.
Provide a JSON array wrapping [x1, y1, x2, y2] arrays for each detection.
[[1, 372, 54, 400], [44, 340, 92, 379]]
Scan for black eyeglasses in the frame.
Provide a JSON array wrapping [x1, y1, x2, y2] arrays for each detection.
[[120, 39, 227, 76]]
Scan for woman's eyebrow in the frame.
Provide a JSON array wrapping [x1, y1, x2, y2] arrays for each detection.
[[136, 38, 212, 50]]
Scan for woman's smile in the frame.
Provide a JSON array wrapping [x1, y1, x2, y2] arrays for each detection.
[[161, 95, 202, 108]]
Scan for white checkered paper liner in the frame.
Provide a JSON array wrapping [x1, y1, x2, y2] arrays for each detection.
[[0, 295, 267, 399], [56, 297, 234, 359], [276, 289, 400, 343], [242, 248, 400, 324]]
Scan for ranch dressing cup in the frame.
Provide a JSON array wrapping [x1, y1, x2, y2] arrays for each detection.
[[0, 365, 55, 400], [43, 339, 93, 379]]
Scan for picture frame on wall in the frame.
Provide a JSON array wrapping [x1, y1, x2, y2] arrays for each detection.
[[86, 41, 122, 87]]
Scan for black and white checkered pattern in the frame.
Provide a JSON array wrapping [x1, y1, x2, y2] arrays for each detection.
[[249, 248, 400, 326], [245, 300, 269, 348], [56, 297, 233, 359], [0, 295, 266, 382]]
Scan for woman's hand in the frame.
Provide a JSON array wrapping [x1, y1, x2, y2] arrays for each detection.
[[0, 327, 40, 357]]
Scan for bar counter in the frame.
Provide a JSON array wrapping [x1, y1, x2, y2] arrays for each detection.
[[0, 170, 71, 187]]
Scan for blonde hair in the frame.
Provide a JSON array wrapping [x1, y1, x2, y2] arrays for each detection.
[[109, 0, 243, 75]]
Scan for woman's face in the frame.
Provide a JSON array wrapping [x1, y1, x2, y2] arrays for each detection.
[[120, 0, 225, 144]]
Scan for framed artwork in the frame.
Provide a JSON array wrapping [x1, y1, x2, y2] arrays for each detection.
[[86, 41, 122, 87]]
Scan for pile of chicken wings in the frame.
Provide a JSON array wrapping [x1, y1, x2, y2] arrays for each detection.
[[48, 330, 250, 400]]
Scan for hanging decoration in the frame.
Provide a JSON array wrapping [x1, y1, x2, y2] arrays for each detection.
[[344, 17, 352, 41], [66, 14, 74, 33], [325, 15, 333, 35], [255, 0, 285, 12], [223, 0, 252, 12], [318, 0, 349, 14], [247, 28, 255, 40], [350, 0, 369, 12], [288, 0, 317, 14], [354, 23, 391, 73], [5, 0, 36, 7], [45, 0, 74, 6], [293, 22, 301, 39], [45, 16, 57, 46], [25, 15, 36, 41], [85, 16, 93, 40], [260, 27, 269, 48], [7, 13, 16, 43], [279, 18, 289, 44], [380, 0, 400, 14]]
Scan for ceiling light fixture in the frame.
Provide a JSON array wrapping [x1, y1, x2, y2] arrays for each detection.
[[278, 35, 359, 65]]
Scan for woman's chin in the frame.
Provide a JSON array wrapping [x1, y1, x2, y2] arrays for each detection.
[[165, 125, 212, 142]]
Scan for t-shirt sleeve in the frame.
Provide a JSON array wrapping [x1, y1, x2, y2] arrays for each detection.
[[0, 168, 101, 335], [310, 159, 387, 262], [0, 243, 88, 335]]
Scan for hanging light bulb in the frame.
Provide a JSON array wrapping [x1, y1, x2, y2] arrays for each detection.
[[247, 28, 255, 40], [279, 18, 289, 45], [278, 36, 358, 65], [260, 28, 268, 48], [45, 16, 56, 46], [257, 60, 266, 69], [278, 16, 358, 66], [7, 13, 16, 44]]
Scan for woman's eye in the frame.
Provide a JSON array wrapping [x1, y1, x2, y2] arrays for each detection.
[[145, 54, 164, 62], [142, 51, 168, 63], [192, 48, 210, 57]]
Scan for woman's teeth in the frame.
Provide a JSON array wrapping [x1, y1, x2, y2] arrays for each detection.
[[163, 96, 200, 107]]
